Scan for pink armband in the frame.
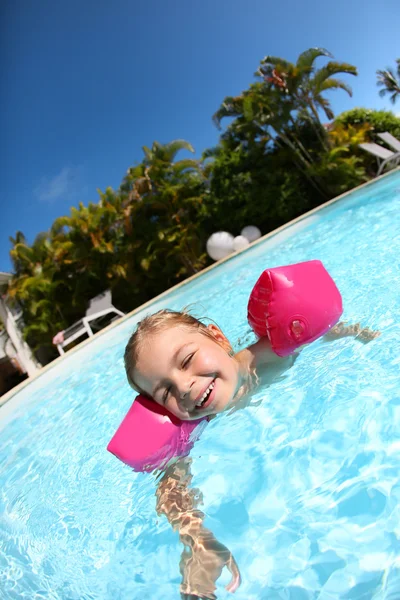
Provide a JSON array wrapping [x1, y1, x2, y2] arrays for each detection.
[[247, 260, 343, 356], [107, 395, 205, 472]]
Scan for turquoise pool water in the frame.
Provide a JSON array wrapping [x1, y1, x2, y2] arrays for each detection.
[[1, 171, 400, 599]]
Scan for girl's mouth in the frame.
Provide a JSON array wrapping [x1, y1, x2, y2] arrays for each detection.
[[194, 379, 216, 410]]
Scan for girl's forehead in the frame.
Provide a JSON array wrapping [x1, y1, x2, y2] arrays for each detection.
[[151, 324, 198, 342], [141, 325, 197, 354], [136, 327, 200, 377]]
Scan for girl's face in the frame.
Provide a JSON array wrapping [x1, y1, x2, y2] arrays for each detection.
[[133, 324, 241, 420]]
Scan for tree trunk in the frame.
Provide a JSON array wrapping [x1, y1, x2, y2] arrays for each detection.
[[307, 100, 330, 152], [274, 135, 329, 199]]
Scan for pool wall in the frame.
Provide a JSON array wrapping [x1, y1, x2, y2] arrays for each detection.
[[1, 167, 399, 411]]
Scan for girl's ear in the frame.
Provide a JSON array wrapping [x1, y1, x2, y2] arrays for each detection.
[[207, 324, 232, 352]]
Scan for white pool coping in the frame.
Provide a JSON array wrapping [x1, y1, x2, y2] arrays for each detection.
[[1, 167, 399, 412]]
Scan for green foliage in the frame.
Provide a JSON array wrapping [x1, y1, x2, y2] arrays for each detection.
[[214, 47, 358, 200], [8, 49, 399, 359], [334, 108, 400, 141], [307, 149, 367, 197], [204, 142, 321, 236], [257, 48, 357, 132], [8, 141, 212, 353], [119, 139, 209, 287], [334, 108, 400, 175], [8, 232, 68, 353], [305, 122, 370, 196]]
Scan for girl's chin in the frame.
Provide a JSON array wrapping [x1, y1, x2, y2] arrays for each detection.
[[183, 406, 220, 421]]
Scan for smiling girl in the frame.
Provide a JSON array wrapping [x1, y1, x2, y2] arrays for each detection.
[[124, 309, 378, 599]]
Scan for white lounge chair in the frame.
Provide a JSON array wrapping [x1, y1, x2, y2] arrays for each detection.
[[359, 142, 400, 176], [377, 131, 400, 153], [55, 290, 125, 355]]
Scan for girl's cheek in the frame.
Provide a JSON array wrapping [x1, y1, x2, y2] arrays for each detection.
[[197, 351, 216, 370]]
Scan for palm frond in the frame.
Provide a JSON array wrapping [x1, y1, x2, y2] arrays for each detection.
[[313, 62, 357, 92], [142, 145, 153, 161], [376, 68, 397, 88], [319, 78, 353, 97], [296, 47, 333, 71], [376, 64, 400, 103], [242, 94, 257, 122], [172, 159, 202, 175], [9, 231, 27, 246], [164, 140, 195, 160], [51, 216, 71, 236], [201, 146, 220, 160], [30, 298, 53, 316], [315, 94, 335, 121], [19, 275, 54, 295], [260, 56, 292, 71], [212, 96, 244, 129], [10, 243, 35, 264], [33, 231, 50, 246]]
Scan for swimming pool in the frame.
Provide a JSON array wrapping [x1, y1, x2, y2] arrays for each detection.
[[1, 171, 399, 599]]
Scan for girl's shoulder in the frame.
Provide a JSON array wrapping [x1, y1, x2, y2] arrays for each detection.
[[238, 337, 288, 368], [234, 338, 297, 393]]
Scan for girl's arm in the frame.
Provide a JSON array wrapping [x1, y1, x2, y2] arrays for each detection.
[[323, 321, 380, 342], [240, 322, 380, 369], [156, 458, 241, 599]]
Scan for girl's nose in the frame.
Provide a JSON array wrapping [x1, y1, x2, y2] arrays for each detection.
[[177, 375, 194, 403], [180, 389, 189, 401]]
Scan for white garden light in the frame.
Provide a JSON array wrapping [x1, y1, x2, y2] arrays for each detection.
[[233, 235, 250, 252], [241, 225, 261, 243], [206, 232, 234, 261]]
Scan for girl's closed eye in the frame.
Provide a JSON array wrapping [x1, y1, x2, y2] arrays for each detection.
[[163, 385, 172, 404], [182, 353, 195, 369]]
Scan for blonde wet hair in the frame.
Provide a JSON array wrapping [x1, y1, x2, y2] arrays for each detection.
[[124, 309, 233, 394]]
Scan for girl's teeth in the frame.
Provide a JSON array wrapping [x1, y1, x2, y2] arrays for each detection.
[[196, 381, 214, 407]]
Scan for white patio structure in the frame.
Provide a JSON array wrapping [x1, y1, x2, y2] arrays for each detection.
[[55, 290, 125, 355], [0, 272, 40, 378], [377, 131, 400, 153], [359, 133, 400, 176]]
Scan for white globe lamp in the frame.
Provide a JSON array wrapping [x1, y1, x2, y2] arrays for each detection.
[[241, 225, 261, 243], [206, 232, 234, 261], [233, 235, 250, 252]]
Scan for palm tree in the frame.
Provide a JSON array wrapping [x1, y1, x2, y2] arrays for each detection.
[[120, 140, 207, 276], [258, 48, 357, 147], [121, 140, 202, 199], [213, 48, 357, 197], [9, 231, 31, 277], [213, 86, 304, 158], [51, 197, 131, 299], [8, 231, 68, 349], [377, 59, 400, 104], [214, 48, 357, 157]]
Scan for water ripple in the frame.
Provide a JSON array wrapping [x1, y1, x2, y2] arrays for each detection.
[[1, 172, 400, 598]]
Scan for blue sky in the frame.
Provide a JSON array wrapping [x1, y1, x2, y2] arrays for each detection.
[[1, 0, 399, 272]]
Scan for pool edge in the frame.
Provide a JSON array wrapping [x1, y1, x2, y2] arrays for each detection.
[[1, 167, 399, 410]]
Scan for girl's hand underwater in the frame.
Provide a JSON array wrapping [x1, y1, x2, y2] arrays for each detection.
[[156, 459, 241, 599], [180, 526, 241, 599], [324, 321, 380, 343]]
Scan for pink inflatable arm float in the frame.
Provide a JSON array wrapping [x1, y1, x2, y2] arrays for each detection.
[[107, 395, 204, 472], [108, 260, 343, 471], [248, 260, 343, 356]]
